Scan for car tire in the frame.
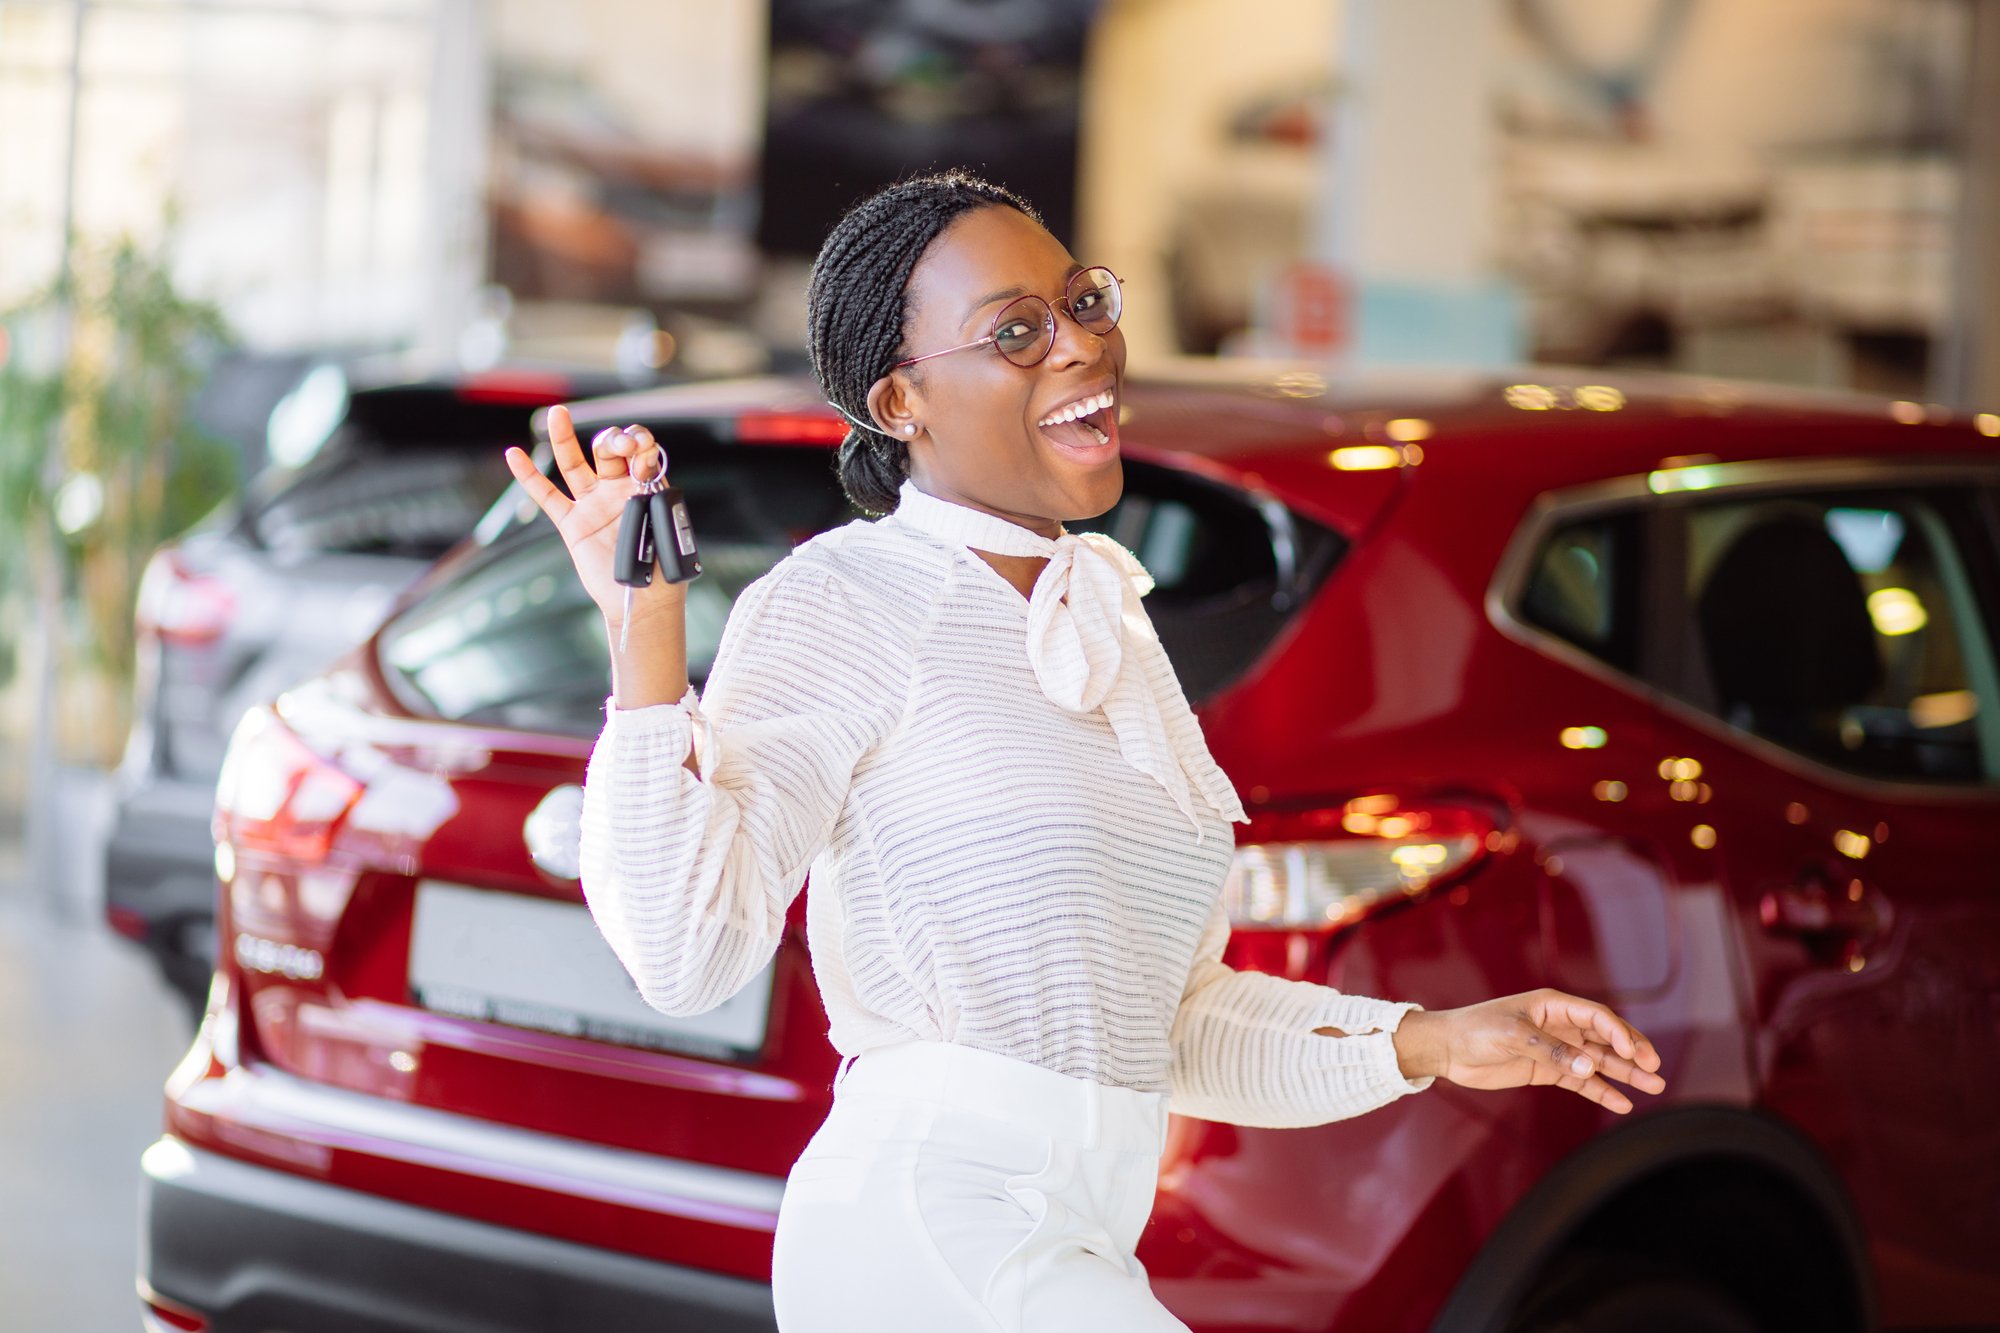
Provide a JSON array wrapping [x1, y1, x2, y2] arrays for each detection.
[[1504, 1247, 1765, 1333]]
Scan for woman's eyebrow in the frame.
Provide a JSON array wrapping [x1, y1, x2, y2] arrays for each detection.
[[961, 263, 1086, 327]]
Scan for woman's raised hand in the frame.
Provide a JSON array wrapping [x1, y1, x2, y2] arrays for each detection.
[[503, 404, 683, 634], [1392, 988, 1668, 1115]]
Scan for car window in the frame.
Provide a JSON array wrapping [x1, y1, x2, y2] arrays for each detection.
[[1673, 489, 2000, 783], [1072, 465, 1345, 701], [1523, 486, 2000, 784], [382, 440, 1345, 735], [1520, 511, 1644, 675], [253, 451, 515, 560], [379, 444, 860, 736], [248, 391, 544, 560]]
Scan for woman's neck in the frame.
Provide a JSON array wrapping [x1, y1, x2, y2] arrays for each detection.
[[908, 476, 1062, 541], [974, 550, 1047, 600]]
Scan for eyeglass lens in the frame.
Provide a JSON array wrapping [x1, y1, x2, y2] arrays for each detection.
[[991, 267, 1123, 367]]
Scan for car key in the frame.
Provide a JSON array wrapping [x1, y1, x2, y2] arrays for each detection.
[[609, 436, 699, 653], [613, 490, 653, 654], [646, 482, 702, 583]]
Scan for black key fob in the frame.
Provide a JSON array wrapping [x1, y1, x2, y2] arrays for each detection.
[[613, 492, 654, 587], [648, 485, 702, 583]]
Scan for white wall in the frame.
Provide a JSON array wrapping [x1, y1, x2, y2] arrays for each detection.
[[1078, 0, 1337, 362]]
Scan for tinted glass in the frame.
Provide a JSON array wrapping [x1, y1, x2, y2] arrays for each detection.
[[1073, 465, 1344, 701], [383, 439, 1343, 735], [248, 390, 540, 559], [1520, 510, 1643, 675], [1676, 489, 2000, 783], [381, 445, 860, 736]]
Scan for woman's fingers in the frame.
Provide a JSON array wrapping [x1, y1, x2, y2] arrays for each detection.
[[504, 445, 571, 525], [1539, 990, 1662, 1072], [1521, 1028, 1638, 1114], [1564, 1067, 1635, 1115], [1577, 1040, 1669, 1095], [1527, 1022, 1600, 1082], [613, 424, 664, 483], [546, 404, 605, 500]]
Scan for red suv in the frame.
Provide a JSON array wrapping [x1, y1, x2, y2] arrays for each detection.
[[139, 369, 2000, 1333]]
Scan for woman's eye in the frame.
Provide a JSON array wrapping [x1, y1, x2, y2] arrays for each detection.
[[1074, 291, 1102, 313], [996, 321, 1037, 343]]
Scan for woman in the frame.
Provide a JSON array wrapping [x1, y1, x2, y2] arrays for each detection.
[[502, 170, 1666, 1332]]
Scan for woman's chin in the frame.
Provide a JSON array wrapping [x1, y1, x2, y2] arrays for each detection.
[[1036, 443, 1122, 518]]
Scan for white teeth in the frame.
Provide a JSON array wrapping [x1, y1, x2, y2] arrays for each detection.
[[1039, 389, 1114, 429]]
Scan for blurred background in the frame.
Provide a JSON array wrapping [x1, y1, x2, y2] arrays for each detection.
[[1, 0, 1997, 1325]]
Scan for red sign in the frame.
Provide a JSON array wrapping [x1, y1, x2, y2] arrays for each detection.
[[1274, 262, 1348, 355]]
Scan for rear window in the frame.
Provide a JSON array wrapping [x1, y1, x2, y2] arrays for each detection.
[[247, 389, 544, 560], [381, 433, 1343, 736]]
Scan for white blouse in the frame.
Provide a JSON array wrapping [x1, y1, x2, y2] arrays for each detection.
[[578, 478, 1435, 1129]]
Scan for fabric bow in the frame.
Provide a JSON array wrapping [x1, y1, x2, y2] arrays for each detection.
[[890, 479, 1247, 840]]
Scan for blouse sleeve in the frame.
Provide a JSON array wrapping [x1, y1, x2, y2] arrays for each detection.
[[577, 560, 904, 1018], [1167, 895, 1436, 1128]]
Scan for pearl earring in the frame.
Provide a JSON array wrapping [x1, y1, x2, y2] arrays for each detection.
[[903, 424, 917, 436]]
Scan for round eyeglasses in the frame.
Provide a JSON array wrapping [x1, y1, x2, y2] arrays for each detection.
[[892, 266, 1124, 371]]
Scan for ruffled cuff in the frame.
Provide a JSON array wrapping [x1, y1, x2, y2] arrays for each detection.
[[1306, 991, 1437, 1098], [601, 686, 717, 778]]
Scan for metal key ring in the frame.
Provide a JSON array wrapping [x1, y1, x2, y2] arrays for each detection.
[[628, 434, 666, 487]]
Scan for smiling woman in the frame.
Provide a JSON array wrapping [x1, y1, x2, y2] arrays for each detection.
[[501, 168, 1666, 1333], [806, 172, 1130, 539]]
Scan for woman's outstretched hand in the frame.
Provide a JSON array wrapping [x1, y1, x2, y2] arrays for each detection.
[[502, 404, 683, 634], [505, 404, 692, 714], [1392, 989, 1667, 1114]]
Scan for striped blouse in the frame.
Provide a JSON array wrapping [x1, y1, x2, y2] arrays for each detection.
[[578, 478, 1435, 1129]]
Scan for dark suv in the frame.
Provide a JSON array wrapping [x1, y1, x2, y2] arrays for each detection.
[[105, 363, 632, 1018]]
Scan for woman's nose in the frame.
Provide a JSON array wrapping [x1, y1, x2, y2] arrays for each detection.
[[1047, 307, 1107, 369]]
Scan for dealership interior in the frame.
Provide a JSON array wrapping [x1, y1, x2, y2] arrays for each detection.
[[2, 1, 1998, 1329]]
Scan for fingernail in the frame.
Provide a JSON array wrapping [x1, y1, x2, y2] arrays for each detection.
[[1572, 1056, 1592, 1075]]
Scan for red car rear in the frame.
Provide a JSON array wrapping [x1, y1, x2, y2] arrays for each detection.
[[140, 368, 2000, 1333]]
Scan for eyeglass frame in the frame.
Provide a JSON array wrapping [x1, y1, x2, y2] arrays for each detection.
[[889, 266, 1125, 372]]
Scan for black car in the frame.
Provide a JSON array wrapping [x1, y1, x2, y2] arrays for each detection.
[[105, 362, 637, 1018]]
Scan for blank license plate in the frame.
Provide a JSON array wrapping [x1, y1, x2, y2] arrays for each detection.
[[408, 879, 773, 1061]]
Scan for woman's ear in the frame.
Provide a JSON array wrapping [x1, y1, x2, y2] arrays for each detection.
[[866, 373, 923, 439]]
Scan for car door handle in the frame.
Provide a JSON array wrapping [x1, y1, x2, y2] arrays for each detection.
[[1757, 870, 1891, 943]]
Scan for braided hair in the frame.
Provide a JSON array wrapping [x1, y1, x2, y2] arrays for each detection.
[[806, 169, 1042, 516]]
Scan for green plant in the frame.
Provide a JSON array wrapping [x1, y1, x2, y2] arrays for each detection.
[[0, 229, 238, 758]]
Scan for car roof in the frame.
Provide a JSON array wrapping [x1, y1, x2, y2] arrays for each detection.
[[558, 362, 2000, 519]]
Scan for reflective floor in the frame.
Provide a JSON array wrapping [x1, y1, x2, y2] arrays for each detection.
[[0, 863, 193, 1332]]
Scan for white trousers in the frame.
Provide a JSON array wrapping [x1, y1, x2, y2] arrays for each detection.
[[770, 1039, 1191, 1332]]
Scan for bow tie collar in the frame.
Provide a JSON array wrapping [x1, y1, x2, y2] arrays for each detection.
[[888, 479, 1247, 839]]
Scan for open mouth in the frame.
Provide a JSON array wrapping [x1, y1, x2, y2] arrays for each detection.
[[1036, 388, 1118, 454]]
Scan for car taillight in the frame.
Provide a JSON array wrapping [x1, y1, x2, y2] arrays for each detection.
[[137, 1276, 210, 1331], [213, 707, 363, 861], [732, 410, 851, 444], [135, 549, 235, 646], [107, 903, 151, 942], [1223, 794, 1501, 931], [456, 370, 574, 404]]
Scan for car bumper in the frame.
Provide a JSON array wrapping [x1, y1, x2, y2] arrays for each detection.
[[140, 1138, 779, 1333], [104, 776, 221, 997]]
